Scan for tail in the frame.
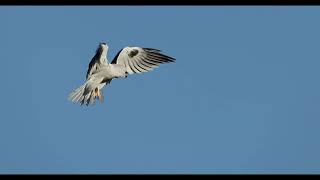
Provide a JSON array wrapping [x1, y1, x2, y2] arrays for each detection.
[[68, 80, 105, 106]]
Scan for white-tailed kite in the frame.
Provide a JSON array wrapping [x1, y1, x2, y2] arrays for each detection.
[[68, 42, 176, 106]]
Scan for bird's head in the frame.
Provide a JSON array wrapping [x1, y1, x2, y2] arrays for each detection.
[[98, 42, 109, 51], [99, 42, 107, 46]]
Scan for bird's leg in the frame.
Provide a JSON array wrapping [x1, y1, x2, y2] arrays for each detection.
[[97, 89, 101, 100], [94, 88, 99, 100], [94, 88, 104, 103], [91, 90, 96, 98], [97, 89, 104, 103]]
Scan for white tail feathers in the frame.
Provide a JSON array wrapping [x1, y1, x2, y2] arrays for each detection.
[[68, 79, 104, 106]]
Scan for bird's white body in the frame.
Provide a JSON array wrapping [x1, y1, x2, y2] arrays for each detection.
[[68, 43, 175, 106]]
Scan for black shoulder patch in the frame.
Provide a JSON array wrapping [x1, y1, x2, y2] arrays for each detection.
[[128, 49, 139, 58]]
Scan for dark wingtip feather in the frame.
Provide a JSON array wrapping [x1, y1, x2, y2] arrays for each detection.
[[149, 51, 176, 63], [143, 48, 161, 52]]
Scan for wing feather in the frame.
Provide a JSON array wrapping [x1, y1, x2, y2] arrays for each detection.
[[111, 47, 175, 75], [86, 44, 108, 79]]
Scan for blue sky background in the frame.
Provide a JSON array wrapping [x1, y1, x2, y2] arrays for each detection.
[[1, 6, 320, 174]]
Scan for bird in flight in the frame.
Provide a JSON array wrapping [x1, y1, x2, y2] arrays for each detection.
[[68, 42, 176, 106]]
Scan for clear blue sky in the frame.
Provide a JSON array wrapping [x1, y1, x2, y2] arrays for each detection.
[[1, 6, 320, 174]]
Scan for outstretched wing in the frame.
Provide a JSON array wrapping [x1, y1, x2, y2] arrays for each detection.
[[86, 56, 99, 79], [86, 45, 108, 79], [111, 47, 175, 74]]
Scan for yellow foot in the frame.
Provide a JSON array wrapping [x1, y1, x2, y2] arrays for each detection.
[[96, 89, 101, 98], [91, 90, 97, 98], [98, 90, 104, 103], [93, 88, 99, 100]]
